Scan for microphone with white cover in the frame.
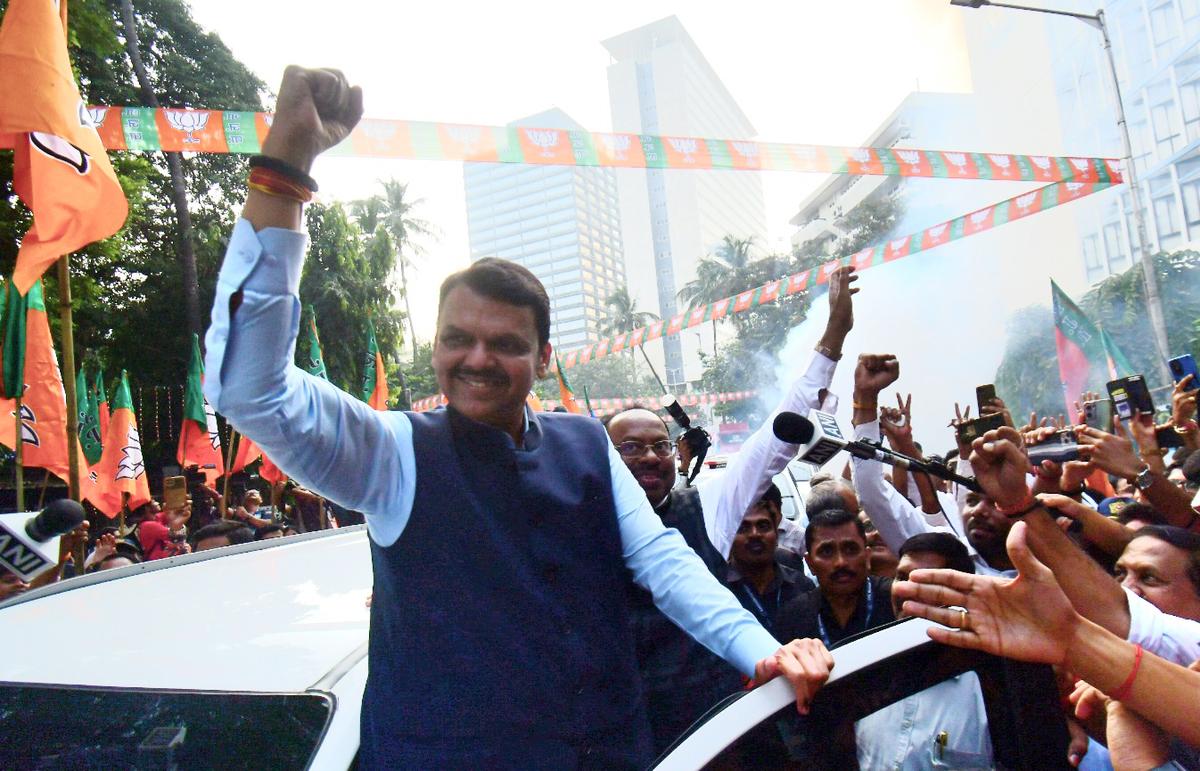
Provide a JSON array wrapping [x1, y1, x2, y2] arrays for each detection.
[[0, 499, 86, 582], [772, 409, 982, 493]]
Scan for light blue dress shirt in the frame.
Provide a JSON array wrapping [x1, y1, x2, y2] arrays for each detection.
[[203, 218, 781, 677]]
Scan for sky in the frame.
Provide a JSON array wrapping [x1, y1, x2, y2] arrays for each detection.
[[183, 0, 1125, 447]]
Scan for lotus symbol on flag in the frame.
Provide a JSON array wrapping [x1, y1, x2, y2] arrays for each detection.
[[970, 209, 991, 226], [890, 237, 908, 252], [81, 103, 106, 129], [164, 109, 210, 144], [928, 223, 948, 239], [849, 148, 871, 164], [447, 125, 483, 154], [1070, 158, 1090, 173], [945, 152, 968, 173], [264, 114, 274, 127], [896, 149, 922, 172], [523, 129, 560, 157], [1066, 182, 1085, 192], [117, 427, 145, 481], [15, 403, 38, 448], [600, 134, 632, 159], [1016, 192, 1038, 210], [204, 400, 220, 451], [731, 141, 759, 159], [1031, 156, 1051, 171], [667, 137, 699, 162], [989, 154, 1013, 175]]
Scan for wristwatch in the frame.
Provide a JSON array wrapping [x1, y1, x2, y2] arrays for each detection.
[[1134, 464, 1155, 491]]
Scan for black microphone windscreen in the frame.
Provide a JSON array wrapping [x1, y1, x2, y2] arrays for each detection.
[[25, 499, 86, 543], [773, 412, 815, 445]]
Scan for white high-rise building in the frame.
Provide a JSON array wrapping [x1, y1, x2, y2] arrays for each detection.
[[603, 16, 768, 387], [463, 109, 627, 351]]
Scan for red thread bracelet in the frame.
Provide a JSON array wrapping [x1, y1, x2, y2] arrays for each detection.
[[1108, 643, 1143, 702]]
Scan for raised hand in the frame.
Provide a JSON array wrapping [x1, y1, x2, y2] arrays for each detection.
[[825, 265, 859, 337], [968, 426, 1031, 509], [1075, 417, 1142, 482], [1172, 374, 1198, 426], [950, 402, 973, 458], [853, 354, 899, 399], [894, 521, 1080, 665], [262, 66, 364, 173], [880, 393, 916, 452]]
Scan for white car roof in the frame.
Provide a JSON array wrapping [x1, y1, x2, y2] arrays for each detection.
[[0, 526, 372, 694]]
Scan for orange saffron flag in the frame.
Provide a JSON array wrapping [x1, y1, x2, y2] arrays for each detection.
[[89, 371, 151, 517], [368, 349, 388, 411], [0, 0, 129, 293]]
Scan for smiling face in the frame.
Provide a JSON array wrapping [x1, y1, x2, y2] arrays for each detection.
[[963, 491, 1013, 561], [731, 501, 780, 571], [433, 284, 551, 438], [606, 409, 676, 505]]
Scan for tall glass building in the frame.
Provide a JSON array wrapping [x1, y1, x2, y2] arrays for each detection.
[[463, 109, 627, 351], [1049, 0, 1200, 283]]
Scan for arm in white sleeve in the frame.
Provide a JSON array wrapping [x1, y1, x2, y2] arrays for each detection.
[[851, 420, 956, 553], [611, 443, 780, 674], [204, 219, 415, 542], [699, 352, 838, 558], [1124, 588, 1200, 666]]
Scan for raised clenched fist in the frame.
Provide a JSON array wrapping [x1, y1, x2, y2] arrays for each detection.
[[262, 66, 364, 173]]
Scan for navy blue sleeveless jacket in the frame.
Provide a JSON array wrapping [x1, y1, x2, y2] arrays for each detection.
[[359, 407, 652, 769], [628, 486, 745, 754]]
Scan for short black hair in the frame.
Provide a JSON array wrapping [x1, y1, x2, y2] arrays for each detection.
[[755, 483, 784, 524], [191, 520, 255, 548], [254, 523, 286, 540], [804, 508, 866, 552], [439, 257, 551, 348], [899, 532, 975, 575], [1129, 525, 1200, 597], [1114, 503, 1170, 528], [806, 481, 853, 518]]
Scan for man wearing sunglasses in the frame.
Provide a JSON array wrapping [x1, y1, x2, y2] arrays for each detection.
[[603, 265, 857, 752]]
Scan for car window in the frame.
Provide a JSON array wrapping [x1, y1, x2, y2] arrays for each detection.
[[657, 625, 1068, 770], [0, 685, 332, 770]]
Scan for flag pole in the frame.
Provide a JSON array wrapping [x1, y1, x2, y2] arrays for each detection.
[[14, 392, 24, 511], [221, 428, 239, 519], [55, 255, 86, 571]]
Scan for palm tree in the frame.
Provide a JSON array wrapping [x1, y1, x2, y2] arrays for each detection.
[[678, 235, 760, 353], [602, 287, 665, 393], [352, 181, 434, 354]]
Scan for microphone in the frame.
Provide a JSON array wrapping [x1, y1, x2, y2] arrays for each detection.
[[773, 410, 982, 492], [0, 500, 86, 583], [25, 499, 86, 542]]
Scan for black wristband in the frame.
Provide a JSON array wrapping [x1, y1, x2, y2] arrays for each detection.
[[249, 154, 319, 193]]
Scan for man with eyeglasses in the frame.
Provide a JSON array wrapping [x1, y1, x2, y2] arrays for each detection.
[[602, 266, 857, 752]]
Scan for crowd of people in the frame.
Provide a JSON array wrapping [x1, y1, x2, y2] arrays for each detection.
[[6, 65, 1200, 769]]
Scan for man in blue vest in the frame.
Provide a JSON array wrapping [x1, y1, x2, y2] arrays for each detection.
[[204, 65, 836, 769]]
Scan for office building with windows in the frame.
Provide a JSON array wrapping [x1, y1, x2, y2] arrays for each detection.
[[463, 109, 626, 351]]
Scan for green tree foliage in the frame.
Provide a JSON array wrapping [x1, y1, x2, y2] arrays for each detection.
[[299, 203, 405, 393], [994, 250, 1200, 417], [600, 286, 662, 392]]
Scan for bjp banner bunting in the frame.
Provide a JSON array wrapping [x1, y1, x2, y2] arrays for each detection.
[[0, 281, 89, 486], [0, 0, 128, 294], [553, 354, 584, 415], [177, 334, 224, 486], [90, 371, 152, 517], [362, 318, 388, 410], [76, 365, 103, 465]]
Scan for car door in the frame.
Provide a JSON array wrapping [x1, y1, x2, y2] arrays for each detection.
[[654, 617, 1070, 770]]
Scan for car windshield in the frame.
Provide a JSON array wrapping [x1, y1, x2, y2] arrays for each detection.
[[0, 685, 331, 770]]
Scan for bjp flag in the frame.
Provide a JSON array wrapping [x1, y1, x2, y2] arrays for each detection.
[[230, 434, 262, 475], [177, 334, 224, 486], [0, 281, 89, 486], [0, 0, 129, 294], [89, 371, 152, 517]]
